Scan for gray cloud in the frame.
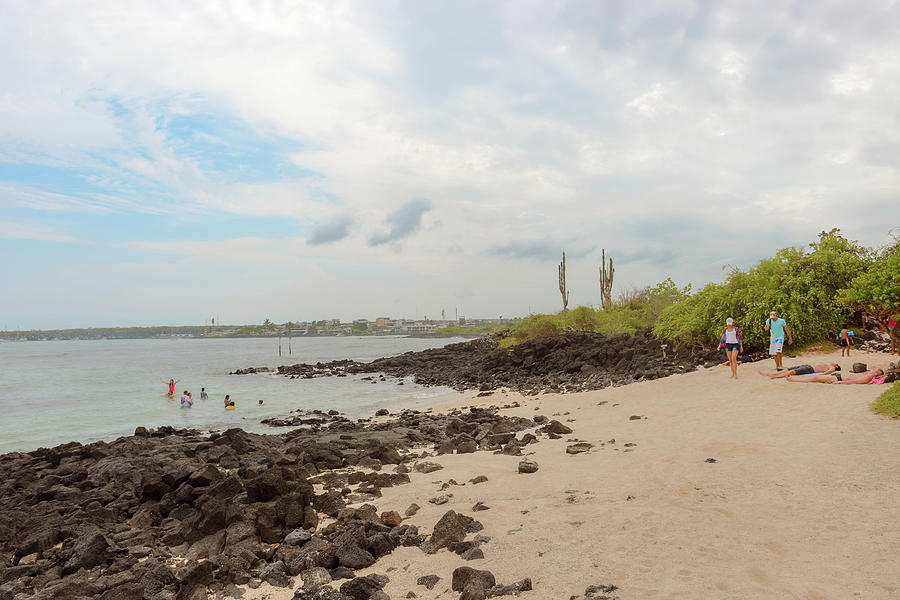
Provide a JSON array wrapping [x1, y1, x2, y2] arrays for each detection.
[[488, 240, 595, 261], [307, 215, 355, 246], [612, 248, 680, 268], [369, 199, 432, 246]]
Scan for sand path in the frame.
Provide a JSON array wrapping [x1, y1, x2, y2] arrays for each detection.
[[244, 349, 899, 599]]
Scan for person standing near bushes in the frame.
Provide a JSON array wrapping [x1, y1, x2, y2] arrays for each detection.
[[718, 317, 743, 379], [765, 310, 792, 371]]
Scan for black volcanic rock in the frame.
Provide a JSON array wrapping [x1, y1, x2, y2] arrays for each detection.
[[261, 330, 719, 394]]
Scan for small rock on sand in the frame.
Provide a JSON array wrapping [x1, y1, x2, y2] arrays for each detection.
[[416, 574, 440, 590], [518, 460, 539, 474], [413, 461, 443, 474], [566, 442, 593, 454]]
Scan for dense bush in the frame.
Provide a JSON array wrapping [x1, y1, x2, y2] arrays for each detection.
[[500, 230, 898, 350], [654, 230, 876, 348]]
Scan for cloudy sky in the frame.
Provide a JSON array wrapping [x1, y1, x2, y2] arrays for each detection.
[[1, 0, 899, 329]]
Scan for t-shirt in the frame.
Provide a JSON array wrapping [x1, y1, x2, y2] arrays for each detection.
[[767, 318, 786, 340], [181, 395, 192, 407]]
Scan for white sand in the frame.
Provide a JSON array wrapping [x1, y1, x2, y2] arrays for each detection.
[[241, 349, 899, 599]]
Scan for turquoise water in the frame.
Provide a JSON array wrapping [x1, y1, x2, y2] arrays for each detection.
[[0, 336, 465, 454]]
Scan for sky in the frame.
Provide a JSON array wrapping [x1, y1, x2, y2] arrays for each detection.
[[1, 0, 899, 329]]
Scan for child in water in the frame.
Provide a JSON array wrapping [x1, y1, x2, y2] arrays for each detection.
[[180, 391, 192, 408], [223, 394, 231, 408], [226, 401, 236, 410], [200, 387, 208, 400]]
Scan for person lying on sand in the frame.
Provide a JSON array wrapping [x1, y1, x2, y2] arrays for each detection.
[[786, 368, 884, 384], [759, 363, 840, 379]]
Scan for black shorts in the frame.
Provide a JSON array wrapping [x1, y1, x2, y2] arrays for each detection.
[[839, 339, 850, 347], [791, 365, 814, 375], [834, 373, 842, 382], [724, 343, 740, 352]]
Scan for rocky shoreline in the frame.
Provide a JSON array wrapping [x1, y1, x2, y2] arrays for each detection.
[[0, 400, 613, 600], [266, 330, 722, 395]]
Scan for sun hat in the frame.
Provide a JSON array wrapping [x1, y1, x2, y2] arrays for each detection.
[[769, 311, 777, 317], [726, 317, 734, 325]]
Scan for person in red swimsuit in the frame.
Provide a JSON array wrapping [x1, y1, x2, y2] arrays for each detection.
[[160, 378, 180, 398]]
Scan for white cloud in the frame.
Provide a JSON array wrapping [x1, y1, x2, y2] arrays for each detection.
[[1, 0, 900, 326], [0, 217, 78, 242]]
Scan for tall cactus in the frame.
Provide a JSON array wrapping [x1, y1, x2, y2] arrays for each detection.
[[558, 252, 569, 312], [599, 248, 614, 309]]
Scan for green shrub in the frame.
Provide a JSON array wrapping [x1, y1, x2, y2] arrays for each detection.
[[871, 382, 900, 418], [499, 278, 689, 346]]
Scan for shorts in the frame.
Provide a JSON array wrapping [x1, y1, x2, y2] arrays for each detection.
[[769, 338, 784, 355], [724, 343, 740, 352], [791, 365, 814, 375], [833, 374, 842, 382], [839, 339, 850, 347]]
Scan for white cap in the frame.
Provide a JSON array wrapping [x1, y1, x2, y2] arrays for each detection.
[[726, 317, 734, 325]]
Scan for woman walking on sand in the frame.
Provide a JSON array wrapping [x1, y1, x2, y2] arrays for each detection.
[[718, 317, 743, 379]]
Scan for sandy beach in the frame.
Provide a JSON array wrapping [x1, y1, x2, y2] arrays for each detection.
[[243, 348, 899, 599]]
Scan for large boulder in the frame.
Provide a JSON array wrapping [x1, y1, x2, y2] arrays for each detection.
[[423, 510, 474, 554], [339, 574, 389, 600], [61, 532, 110, 574], [452, 566, 496, 594]]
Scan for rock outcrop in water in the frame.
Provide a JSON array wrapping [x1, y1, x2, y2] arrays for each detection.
[[271, 330, 721, 394]]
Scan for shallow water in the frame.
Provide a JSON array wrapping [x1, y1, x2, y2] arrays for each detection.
[[0, 336, 465, 453]]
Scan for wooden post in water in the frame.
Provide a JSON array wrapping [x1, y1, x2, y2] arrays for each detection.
[[278, 331, 282, 357]]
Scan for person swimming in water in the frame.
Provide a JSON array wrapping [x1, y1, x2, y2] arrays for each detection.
[[180, 390, 193, 408], [160, 378, 180, 399]]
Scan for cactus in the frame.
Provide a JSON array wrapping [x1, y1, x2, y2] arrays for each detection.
[[599, 248, 614, 309], [558, 252, 569, 312]]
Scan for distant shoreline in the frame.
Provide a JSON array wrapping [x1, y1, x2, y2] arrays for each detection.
[[0, 332, 482, 342]]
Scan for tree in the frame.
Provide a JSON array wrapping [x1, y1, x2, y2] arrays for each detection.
[[842, 245, 900, 330]]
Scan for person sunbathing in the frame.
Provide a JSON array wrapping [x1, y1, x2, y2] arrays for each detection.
[[759, 363, 840, 379], [786, 368, 884, 384]]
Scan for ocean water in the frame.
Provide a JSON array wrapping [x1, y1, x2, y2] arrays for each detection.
[[0, 336, 467, 454]]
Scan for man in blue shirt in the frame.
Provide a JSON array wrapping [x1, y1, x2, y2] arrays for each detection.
[[765, 310, 793, 370]]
